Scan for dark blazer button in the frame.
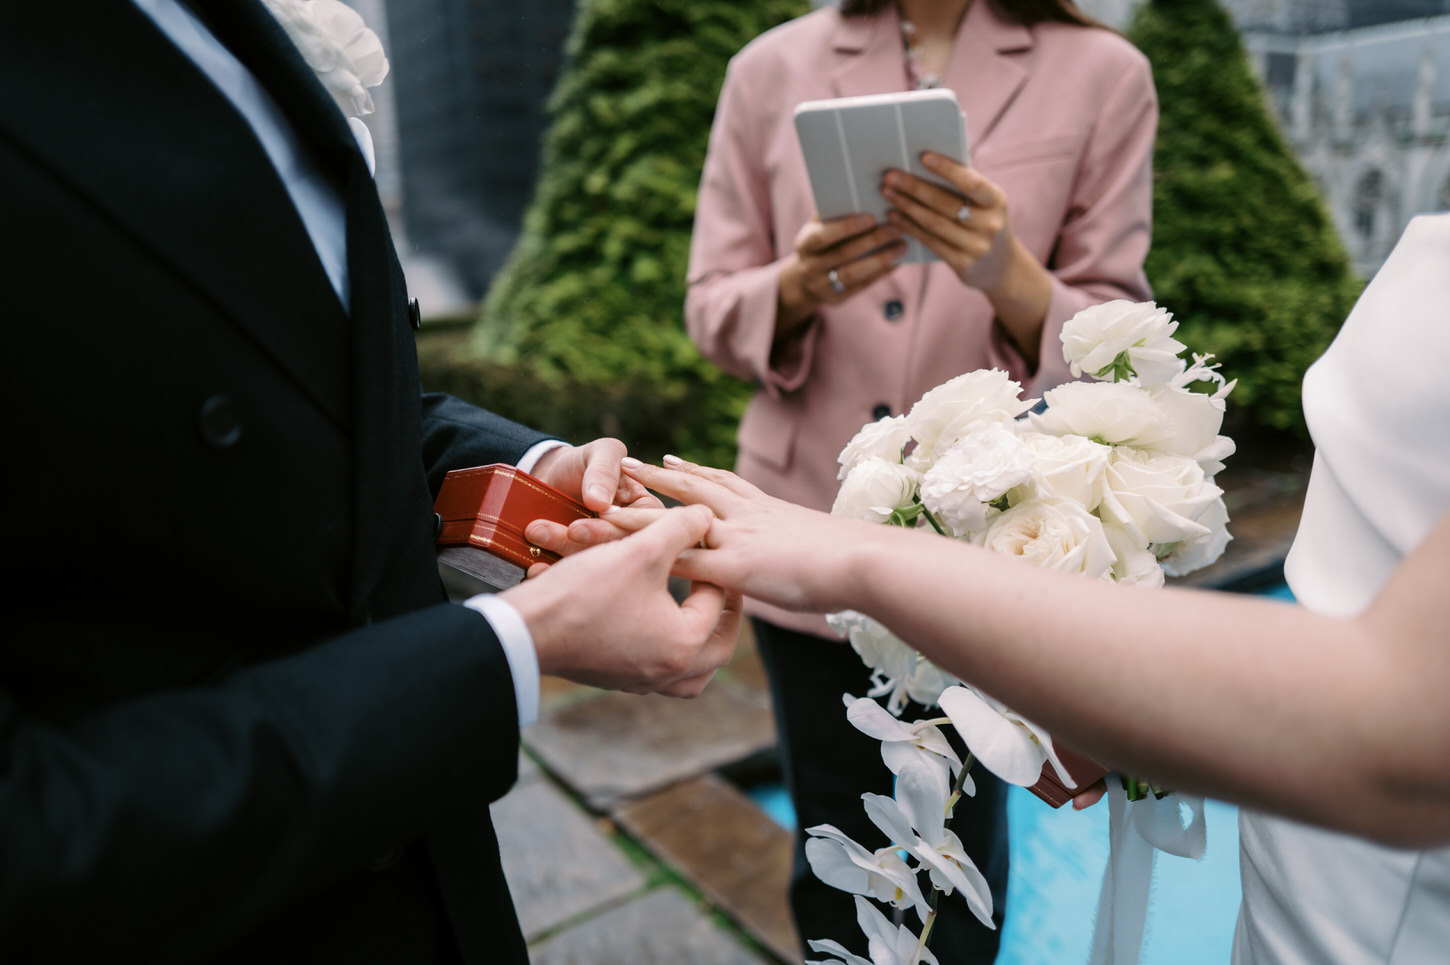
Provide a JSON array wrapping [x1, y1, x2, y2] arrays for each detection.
[[883, 299, 904, 321], [872, 403, 892, 421], [198, 395, 243, 448], [408, 297, 422, 331]]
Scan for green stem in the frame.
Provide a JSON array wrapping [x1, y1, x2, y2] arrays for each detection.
[[921, 506, 948, 537], [920, 752, 975, 959]]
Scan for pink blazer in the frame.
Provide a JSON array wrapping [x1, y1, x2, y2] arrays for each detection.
[[686, 2, 1156, 633]]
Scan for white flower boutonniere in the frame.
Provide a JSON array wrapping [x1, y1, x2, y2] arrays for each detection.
[[262, 0, 389, 118]]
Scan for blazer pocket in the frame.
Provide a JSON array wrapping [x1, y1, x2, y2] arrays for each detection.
[[975, 134, 1079, 171], [737, 393, 800, 472]]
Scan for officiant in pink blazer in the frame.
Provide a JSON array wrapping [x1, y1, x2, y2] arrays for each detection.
[[685, 0, 1157, 959]]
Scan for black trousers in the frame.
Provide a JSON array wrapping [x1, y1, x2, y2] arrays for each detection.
[[754, 618, 1009, 963]]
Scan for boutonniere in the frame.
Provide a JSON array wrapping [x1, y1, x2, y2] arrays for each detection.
[[261, 0, 389, 118]]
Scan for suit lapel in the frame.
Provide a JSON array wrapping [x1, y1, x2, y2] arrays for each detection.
[[0, 1, 352, 429]]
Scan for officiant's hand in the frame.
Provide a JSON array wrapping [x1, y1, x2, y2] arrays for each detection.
[[527, 438, 663, 561], [776, 214, 907, 338], [504, 504, 741, 697], [881, 153, 1051, 365]]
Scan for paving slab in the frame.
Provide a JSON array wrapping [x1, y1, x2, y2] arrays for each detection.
[[524, 678, 776, 810], [614, 774, 801, 965], [490, 778, 646, 941], [528, 886, 771, 965]]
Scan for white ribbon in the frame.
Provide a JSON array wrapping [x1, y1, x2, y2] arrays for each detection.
[[1087, 779, 1207, 965]]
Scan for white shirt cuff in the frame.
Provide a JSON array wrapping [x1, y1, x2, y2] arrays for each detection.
[[517, 439, 567, 475], [461, 594, 540, 730]]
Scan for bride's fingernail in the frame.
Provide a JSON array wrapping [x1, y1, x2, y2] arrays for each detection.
[[662, 454, 685, 467], [621, 456, 642, 470]]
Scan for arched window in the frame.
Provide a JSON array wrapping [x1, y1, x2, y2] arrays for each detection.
[[1354, 170, 1383, 240]]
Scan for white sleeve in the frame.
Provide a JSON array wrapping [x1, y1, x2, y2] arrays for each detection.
[[460, 595, 540, 730]]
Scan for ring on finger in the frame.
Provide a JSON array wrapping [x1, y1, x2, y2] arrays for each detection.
[[827, 269, 846, 293], [955, 203, 973, 223]]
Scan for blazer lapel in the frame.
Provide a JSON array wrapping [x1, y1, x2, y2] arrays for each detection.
[[0, 2, 352, 429], [939, 0, 1033, 152]]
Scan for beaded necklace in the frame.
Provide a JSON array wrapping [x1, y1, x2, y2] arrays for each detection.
[[899, 15, 941, 90]]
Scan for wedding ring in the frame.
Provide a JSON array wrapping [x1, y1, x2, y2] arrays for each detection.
[[827, 269, 846, 293], [955, 204, 973, 223]]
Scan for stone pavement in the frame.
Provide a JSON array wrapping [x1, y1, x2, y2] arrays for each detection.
[[478, 430, 1314, 965]]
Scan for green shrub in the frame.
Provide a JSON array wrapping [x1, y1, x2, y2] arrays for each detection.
[[456, 0, 810, 467], [1128, 0, 1363, 436]]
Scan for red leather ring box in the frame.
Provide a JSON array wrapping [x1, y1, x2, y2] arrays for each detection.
[[434, 464, 595, 570]]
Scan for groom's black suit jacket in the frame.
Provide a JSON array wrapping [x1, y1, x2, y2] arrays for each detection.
[[0, 3, 544, 961]]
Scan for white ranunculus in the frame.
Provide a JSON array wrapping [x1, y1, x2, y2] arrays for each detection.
[[974, 496, 1117, 579], [1060, 300, 1186, 385], [263, 0, 390, 117], [1029, 380, 1173, 451], [904, 369, 1032, 468], [918, 425, 1034, 537], [1098, 448, 1223, 548], [837, 414, 913, 481], [831, 459, 919, 525], [1142, 383, 1232, 469], [1158, 492, 1232, 577], [1016, 430, 1113, 511]]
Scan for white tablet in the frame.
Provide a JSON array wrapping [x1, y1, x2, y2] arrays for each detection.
[[793, 88, 969, 263]]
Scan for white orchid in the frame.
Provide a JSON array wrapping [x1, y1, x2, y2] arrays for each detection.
[[827, 612, 957, 714], [860, 759, 996, 929], [804, 825, 932, 923], [937, 685, 1075, 791], [807, 896, 940, 965], [844, 697, 964, 790]]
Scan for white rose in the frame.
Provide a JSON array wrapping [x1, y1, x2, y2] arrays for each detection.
[[837, 413, 912, 481], [831, 459, 919, 524], [1017, 430, 1112, 511], [263, 0, 390, 117], [974, 496, 1117, 579], [1100, 518, 1166, 587], [1159, 493, 1232, 577], [905, 369, 1032, 467], [1060, 300, 1186, 385], [1029, 380, 1173, 450], [1098, 448, 1223, 547], [918, 425, 1034, 537]]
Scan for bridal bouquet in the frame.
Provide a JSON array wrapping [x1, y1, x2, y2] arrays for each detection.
[[805, 300, 1233, 965]]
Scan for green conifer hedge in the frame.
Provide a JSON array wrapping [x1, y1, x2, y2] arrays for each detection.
[[1127, 0, 1362, 435], [442, 0, 809, 467]]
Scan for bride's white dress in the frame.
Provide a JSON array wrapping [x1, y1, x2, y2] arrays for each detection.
[[1230, 213, 1450, 963]]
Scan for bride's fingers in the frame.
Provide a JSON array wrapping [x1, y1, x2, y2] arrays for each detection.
[[597, 505, 671, 533]]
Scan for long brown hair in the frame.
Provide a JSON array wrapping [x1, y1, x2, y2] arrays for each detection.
[[838, 0, 1101, 29]]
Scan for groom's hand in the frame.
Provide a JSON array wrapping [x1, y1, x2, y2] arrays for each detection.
[[502, 504, 741, 697], [528, 438, 663, 564]]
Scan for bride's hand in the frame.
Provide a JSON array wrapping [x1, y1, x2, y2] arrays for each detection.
[[605, 455, 877, 614]]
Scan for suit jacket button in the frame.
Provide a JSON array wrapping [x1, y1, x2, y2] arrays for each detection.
[[871, 403, 892, 421], [198, 395, 243, 448], [408, 297, 422, 331], [883, 299, 904, 321]]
